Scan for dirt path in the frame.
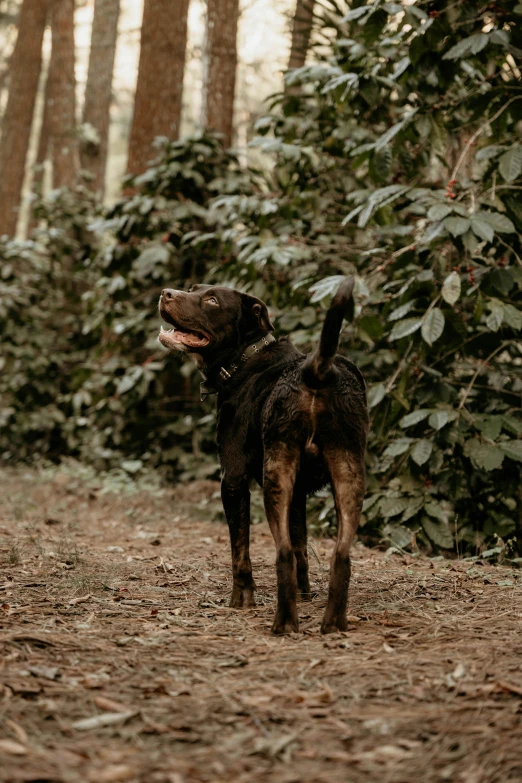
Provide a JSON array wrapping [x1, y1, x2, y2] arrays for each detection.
[[0, 467, 521, 783]]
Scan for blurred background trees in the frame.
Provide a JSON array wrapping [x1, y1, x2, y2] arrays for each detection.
[[1, 0, 522, 557]]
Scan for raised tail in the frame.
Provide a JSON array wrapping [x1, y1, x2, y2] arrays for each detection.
[[302, 277, 355, 386]]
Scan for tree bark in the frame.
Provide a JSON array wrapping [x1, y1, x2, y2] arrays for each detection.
[[48, 0, 78, 189], [287, 0, 315, 76], [201, 0, 239, 149], [81, 0, 120, 196], [127, 0, 189, 176], [28, 60, 52, 233], [0, 0, 49, 236]]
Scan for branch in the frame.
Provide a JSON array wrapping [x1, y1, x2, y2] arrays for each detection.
[[457, 342, 508, 412], [450, 96, 522, 184]]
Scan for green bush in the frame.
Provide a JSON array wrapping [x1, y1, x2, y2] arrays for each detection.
[[1, 2, 522, 555]]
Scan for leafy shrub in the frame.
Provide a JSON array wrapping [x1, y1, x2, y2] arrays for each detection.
[[2, 3, 522, 555]]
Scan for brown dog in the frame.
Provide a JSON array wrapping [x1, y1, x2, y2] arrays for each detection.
[[158, 279, 368, 634]]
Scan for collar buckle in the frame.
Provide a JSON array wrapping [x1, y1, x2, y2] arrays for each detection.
[[219, 367, 232, 381]]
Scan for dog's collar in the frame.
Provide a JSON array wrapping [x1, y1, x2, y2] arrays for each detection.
[[200, 333, 276, 401]]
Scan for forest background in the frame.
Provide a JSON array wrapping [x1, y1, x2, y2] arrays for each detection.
[[1, 0, 522, 558]]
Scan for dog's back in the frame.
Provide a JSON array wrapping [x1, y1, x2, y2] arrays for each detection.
[[261, 278, 368, 491]]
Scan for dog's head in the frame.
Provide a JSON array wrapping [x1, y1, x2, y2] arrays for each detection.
[[158, 284, 274, 358]]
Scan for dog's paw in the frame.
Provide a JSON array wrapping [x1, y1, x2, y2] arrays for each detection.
[[320, 614, 348, 634], [271, 619, 299, 635], [230, 586, 256, 609], [271, 606, 299, 635], [298, 588, 317, 602]]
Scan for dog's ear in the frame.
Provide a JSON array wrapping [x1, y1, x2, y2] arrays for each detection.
[[241, 293, 274, 333]]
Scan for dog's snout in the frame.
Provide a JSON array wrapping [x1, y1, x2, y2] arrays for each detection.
[[162, 288, 176, 301]]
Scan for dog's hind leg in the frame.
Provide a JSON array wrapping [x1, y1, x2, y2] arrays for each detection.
[[321, 450, 365, 634], [221, 474, 256, 608], [290, 490, 311, 600], [264, 446, 299, 634]]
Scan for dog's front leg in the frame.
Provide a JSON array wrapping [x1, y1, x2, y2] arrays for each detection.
[[221, 475, 256, 608]]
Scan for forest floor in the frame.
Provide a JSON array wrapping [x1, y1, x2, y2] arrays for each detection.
[[0, 465, 521, 783]]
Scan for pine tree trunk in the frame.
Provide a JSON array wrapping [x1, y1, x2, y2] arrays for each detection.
[[0, 0, 49, 236], [28, 61, 52, 233], [81, 0, 120, 197], [287, 0, 315, 76], [201, 0, 239, 149], [48, 0, 78, 189], [127, 0, 189, 176]]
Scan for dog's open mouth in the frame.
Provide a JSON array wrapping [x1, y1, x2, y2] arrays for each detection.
[[158, 323, 210, 350]]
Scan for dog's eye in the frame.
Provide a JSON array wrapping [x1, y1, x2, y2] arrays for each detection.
[[206, 296, 219, 306]]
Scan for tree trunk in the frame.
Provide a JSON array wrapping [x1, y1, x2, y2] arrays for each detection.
[[127, 0, 189, 177], [81, 0, 120, 197], [28, 60, 52, 233], [287, 0, 315, 77], [48, 0, 78, 189], [0, 0, 48, 236], [201, 0, 239, 149]]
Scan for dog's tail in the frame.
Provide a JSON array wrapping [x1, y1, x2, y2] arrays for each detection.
[[302, 277, 355, 385]]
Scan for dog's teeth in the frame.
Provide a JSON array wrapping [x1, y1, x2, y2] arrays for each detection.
[[160, 325, 165, 332]]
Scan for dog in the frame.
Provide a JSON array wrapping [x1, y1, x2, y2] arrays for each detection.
[[158, 279, 368, 634]]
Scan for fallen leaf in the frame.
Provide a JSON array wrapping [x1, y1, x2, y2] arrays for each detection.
[[94, 696, 131, 713], [453, 663, 466, 680], [0, 739, 27, 755], [69, 594, 91, 605], [496, 679, 522, 697], [97, 764, 136, 782], [5, 719, 28, 744], [28, 665, 60, 681], [72, 710, 138, 731]]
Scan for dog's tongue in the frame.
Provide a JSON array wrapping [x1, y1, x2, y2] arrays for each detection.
[[176, 330, 208, 347], [158, 327, 209, 350]]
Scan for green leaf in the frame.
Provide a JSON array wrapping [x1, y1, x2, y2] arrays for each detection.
[[464, 440, 504, 471], [470, 215, 494, 243], [383, 523, 411, 549], [421, 221, 446, 244], [116, 367, 144, 396], [411, 439, 433, 466], [357, 185, 411, 228], [422, 516, 454, 549], [476, 145, 506, 162], [503, 304, 522, 331], [389, 317, 423, 341], [399, 409, 433, 428], [427, 204, 453, 221], [481, 211, 515, 234], [445, 216, 470, 237], [499, 440, 522, 463], [476, 415, 502, 440], [429, 410, 457, 430], [498, 145, 522, 182], [309, 276, 345, 303], [443, 33, 489, 60], [380, 497, 411, 519], [367, 382, 386, 408], [401, 496, 424, 522], [425, 500, 449, 523], [383, 438, 413, 457], [486, 300, 504, 332], [441, 271, 461, 306], [342, 6, 371, 21], [421, 307, 445, 346], [388, 299, 417, 322]]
